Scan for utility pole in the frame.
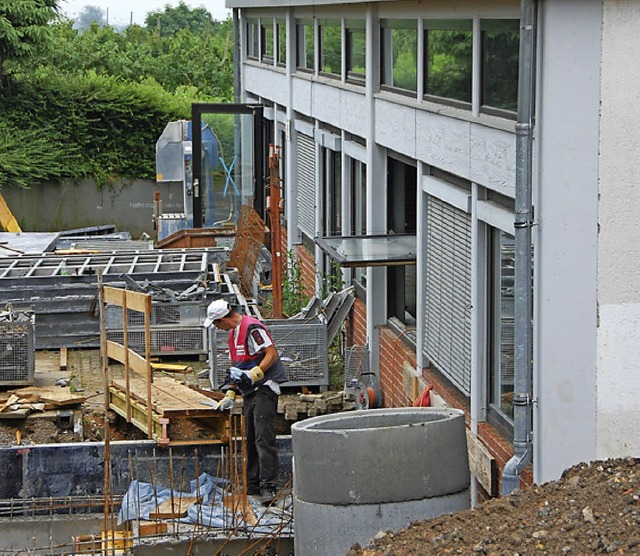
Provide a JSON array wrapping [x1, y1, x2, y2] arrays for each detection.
[[268, 145, 283, 317]]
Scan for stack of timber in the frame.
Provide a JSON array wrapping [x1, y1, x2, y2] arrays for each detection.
[[0, 386, 85, 419]]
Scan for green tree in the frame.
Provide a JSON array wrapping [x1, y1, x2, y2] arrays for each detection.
[[145, 1, 216, 37], [74, 5, 106, 32], [0, 0, 59, 79]]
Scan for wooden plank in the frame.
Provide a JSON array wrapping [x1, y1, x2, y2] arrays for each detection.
[[60, 347, 68, 371], [0, 394, 19, 412], [466, 430, 498, 498], [139, 521, 168, 536], [149, 496, 200, 519], [106, 341, 148, 376], [103, 286, 151, 314], [111, 377, 217, 415], [102, 286, 125, 306], [0, 408, 30, 419], [223, 493, 258, 526], [12, 387, 85, 407], [151, 363, 192, 374]]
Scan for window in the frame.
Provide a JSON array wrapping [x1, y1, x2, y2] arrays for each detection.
[[481, 19, 519, 114], [277, 19, 286, 66], [350, 158, 367, 287], [261, 19, 274, 63], [490, 230, 515, 422], [319, 19, 342, 77], [247, 19, 259, 60], [322, 148, 342, 236], [346, 20, 366, 83], [296, 20, 315, 71], [387, 157, 417, 326], [381, 19, 417, 93], [424, 19, 473, 105]]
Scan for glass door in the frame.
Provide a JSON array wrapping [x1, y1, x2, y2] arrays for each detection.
[[191, 103, 264, 228]]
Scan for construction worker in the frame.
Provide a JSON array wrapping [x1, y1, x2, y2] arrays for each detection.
[[203, 299, 287, 504]]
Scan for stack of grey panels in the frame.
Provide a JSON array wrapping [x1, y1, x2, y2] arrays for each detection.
[[0, 249, 229, 350]]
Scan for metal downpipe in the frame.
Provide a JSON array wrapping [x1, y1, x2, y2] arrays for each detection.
[[502, 0, 537, 496]]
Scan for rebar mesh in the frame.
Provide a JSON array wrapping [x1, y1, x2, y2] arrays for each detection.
[[228, 205, 266, 296]]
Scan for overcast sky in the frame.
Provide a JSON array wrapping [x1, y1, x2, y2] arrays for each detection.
[[60, 0, 230, 26]]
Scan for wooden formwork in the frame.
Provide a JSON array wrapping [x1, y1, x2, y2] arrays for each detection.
[[100, 284, 229, 446]]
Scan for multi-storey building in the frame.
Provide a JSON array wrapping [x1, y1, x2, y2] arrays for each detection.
[[225, 0, 640, 498]]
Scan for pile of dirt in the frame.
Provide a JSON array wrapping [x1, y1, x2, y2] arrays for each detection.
[[349, 457, 640, 555]]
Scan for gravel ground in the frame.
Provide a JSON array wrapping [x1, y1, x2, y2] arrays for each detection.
[[349, 457, 640, 555]]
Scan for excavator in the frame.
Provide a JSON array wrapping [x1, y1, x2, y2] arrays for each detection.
[[0, 192, 21, 232]]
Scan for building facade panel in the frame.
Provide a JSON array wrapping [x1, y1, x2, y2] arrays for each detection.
[[243, 64, 289, 105], [291, 77, 314, 116], [374, 98, 417, 159], [469, 125, 516, 195], [596, 0, 640, 458]]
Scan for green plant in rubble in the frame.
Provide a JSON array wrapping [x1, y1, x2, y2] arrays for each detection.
[[328, 334, 345, 391], [282, 249, 310, 318]]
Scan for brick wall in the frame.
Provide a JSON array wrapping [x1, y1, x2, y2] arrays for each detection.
[[379, 327, 416, 407], [295, 243, 316, 296], [346, 297, 367, 347], [376, 324, 533, 495]]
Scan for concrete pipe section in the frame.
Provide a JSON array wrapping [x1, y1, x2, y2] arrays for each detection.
[[292, 407, 470, 555]]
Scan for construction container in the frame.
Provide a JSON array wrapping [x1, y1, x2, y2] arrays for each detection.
[[210, 318, 329, 389], [0, 309, 35, 386]]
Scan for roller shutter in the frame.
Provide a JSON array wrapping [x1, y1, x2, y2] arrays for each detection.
[[423, 196, 472, 395], [296, 132, 316, 239]]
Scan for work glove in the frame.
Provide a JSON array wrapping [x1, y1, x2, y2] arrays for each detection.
[[246, 366, 264, 384], [218, 390, 236, 411], [229, 366, 264, 386]]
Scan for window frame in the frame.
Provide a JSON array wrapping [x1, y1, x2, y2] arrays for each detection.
[[380, 18, 418, 95], [276, 18, 287, 67], [261, 18, 275, 64], [246, 18, 260, 60], [318, 18, 342, 78], [480, 18, 520, 119], [295, 19, 315, 72], [345, 19, 366, 85], [423, 18, 473, 109]]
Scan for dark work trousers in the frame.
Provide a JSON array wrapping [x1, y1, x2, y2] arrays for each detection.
[[243, 386, 278, 492]]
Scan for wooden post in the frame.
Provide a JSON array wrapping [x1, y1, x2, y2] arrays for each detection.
[[268, 145, 284, 317]]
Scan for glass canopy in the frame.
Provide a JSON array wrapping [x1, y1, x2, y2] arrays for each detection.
[[315, 234, 417, 267]]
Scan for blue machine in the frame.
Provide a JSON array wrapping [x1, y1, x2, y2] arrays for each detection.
[[154, 120, 219, 240]]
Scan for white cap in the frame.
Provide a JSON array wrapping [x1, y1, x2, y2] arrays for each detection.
[[203, 299, 231, 327]]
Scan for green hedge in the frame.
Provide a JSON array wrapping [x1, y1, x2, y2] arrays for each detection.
[[0, 69, 205, 188]]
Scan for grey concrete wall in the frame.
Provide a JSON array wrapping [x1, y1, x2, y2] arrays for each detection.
[[534, 0, 601, 482], [596, 0, 640, 458], [0, 437, 293, 500], [2, 179, 184, 238]]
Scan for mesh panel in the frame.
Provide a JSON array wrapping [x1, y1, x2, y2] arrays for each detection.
[[0, 322, 35, 386], [105, 303, 206, 328], [107, 327, 206, 355], [344, 345, 369, 384], [212, 320, 328, 388]]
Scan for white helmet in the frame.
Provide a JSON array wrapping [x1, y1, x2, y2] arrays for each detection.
[[203, 299, 231, 327]]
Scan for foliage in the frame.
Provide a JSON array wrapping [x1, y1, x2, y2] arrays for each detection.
[[0, 1, 235, 189], [0, 69, 197, 187], [36, 18, 234, 100], [74, 5, 106, 31], [0, 0, 60, 78], [145, 1, 217, 37], [282, 250, 310, 317], [427, 29, 473, 102]]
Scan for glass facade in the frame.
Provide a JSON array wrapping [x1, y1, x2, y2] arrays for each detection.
[[424, 19, 473, 103], [381, 19, 417, 92]]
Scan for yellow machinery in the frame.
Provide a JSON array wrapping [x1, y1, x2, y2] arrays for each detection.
[[0, 192, 21, 232]]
